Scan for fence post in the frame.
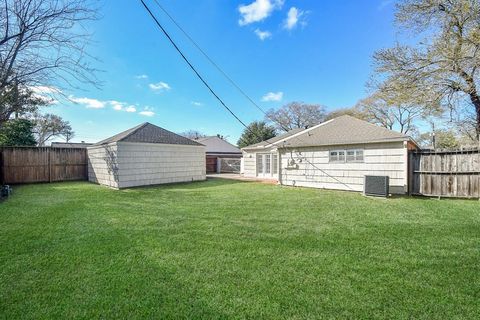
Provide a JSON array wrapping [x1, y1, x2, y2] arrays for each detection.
[[48, 148, 52, 183], [0, 148, 3, 185]]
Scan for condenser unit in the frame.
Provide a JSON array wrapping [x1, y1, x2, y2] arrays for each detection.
[[364, 175, 389, 197]]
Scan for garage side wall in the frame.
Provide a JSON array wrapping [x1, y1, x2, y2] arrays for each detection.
[[87, 143, 120, 188], [279, 142, 407, 194], [117, 142, 206, 188]]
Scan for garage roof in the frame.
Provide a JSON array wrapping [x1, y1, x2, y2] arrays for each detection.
[[196, 136, 241, 154], [95, 122, 203, 146]]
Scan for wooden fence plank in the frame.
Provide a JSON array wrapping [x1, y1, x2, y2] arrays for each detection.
[[0, 147, 87, 184], [410, 148, 480, 198]]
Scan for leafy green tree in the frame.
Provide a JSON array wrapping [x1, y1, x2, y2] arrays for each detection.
[[416, 129, 464, 149], [0, 119, 36, 146], [237, 121, 276, 148]]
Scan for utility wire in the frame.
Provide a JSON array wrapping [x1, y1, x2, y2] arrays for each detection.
[[139, 0, 355, 191], [140, 0, 250, 129], [150, 0, 288, 130]]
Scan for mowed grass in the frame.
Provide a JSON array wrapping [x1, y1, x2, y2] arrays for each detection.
[[0, 179, 479, 319]]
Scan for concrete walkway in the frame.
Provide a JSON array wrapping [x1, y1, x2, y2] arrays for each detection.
[[206, 173, 278, 184]]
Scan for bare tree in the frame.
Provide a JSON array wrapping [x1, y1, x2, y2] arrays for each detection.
[[324, 106, 370, 122], [0, 0, 99, 97], [179, 130, 206, 140], [265, 102, 325, 132], [33, 113, 72, 146], [373, 0, 480, 141], [356, 88, 435, 134]]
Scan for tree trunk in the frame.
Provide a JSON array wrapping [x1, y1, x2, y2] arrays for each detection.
[[469, 92, 480, 142]]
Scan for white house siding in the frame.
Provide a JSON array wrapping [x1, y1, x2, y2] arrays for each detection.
[[87, 143, 120, 188], [278, 142, 408, 194], [115, 142, 205, 188], [242, 151, 257, 177]]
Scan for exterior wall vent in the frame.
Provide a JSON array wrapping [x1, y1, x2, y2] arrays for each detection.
[[364, 175, 389, 197]]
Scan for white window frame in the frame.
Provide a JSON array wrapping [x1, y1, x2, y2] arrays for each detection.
[[346, 149, 364, 163], [329, 150, 346, 163], [329, 149, 364, 163], [256, 153, 278, 177]]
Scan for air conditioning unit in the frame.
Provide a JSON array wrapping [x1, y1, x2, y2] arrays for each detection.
[[364, 176, 389, 197]]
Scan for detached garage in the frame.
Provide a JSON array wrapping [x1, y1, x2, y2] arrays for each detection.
[[87, 122, 205, 188]]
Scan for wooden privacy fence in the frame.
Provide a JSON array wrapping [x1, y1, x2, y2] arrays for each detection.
[[409, 148, 480, 198], [0, 147, 88, 184]]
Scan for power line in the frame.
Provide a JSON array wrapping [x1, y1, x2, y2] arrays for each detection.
[[139, 0, 250, 130], [149, 0, 290, 130], [139, 0, 354, 191]]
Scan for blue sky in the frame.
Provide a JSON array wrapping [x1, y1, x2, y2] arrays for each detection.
[[46, 0, 399, 144]]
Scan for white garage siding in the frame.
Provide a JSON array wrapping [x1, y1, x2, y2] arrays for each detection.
[[278, 142, 408, 194], [87, 143, 120, 188], [116, 142, 205, 188]]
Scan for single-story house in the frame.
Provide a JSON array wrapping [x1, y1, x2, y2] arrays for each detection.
[[242, 115, 418, 194], [51, 142, 93, 148], [195, 136, 242, 173], [87, 122, 205, 188]]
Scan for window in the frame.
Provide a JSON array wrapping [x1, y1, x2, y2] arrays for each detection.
[[256, 154, 263, 174], [272, 154, 278, 174], [265, 154, 271, 174], [346, 150, 364, 162], [330, 149, 364, 163], [329, 150, 345, 162]]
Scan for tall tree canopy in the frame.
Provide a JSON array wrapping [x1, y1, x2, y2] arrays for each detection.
[[237, 121, 276, 148], [373, 0, 480, 141], [265, 102, 325, 132], [0, 118, 36, 146]]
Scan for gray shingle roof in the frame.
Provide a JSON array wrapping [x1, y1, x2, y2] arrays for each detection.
[[242, 128, 305, 150], [95, 123, 203, 146], [281, 115, 410, 148], [242, 115, 412, 150], [196, 136, 241, 154]]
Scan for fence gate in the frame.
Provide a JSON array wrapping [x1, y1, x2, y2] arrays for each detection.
[[217, 157, 241, 173], [409, 148, 480, 198], [0, 147, 88, 184]]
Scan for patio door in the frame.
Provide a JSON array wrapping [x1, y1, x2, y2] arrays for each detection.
[[256, 153, 278, 178]]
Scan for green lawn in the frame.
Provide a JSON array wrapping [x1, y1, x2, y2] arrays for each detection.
[[0, 179, 479, 319]]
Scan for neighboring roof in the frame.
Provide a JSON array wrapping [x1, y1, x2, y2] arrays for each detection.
[[242, 128, 305, 150], [94, 123, 203, 146], [51, 142, 93, 148], [196, 136, 241, 154], [243, 115, 413, 150]]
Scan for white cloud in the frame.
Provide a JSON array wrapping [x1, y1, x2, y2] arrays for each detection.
[[191, 101, 204, 107], [28, 86, 61, 104], [109, 100, 124, 111], [70, 96, 106, 109], [139, 107, 155, 117], [125, 105, 137, 113], [135, 74, 148, 79], [254, 29, 272, 40], [262, 91, 283, 102], [283, 7, 306, 30], [238, 0, 284, 25], [149, 81, 171, 92]]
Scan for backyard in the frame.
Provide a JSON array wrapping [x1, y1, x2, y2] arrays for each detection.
[[0, 179, 479, 319]]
